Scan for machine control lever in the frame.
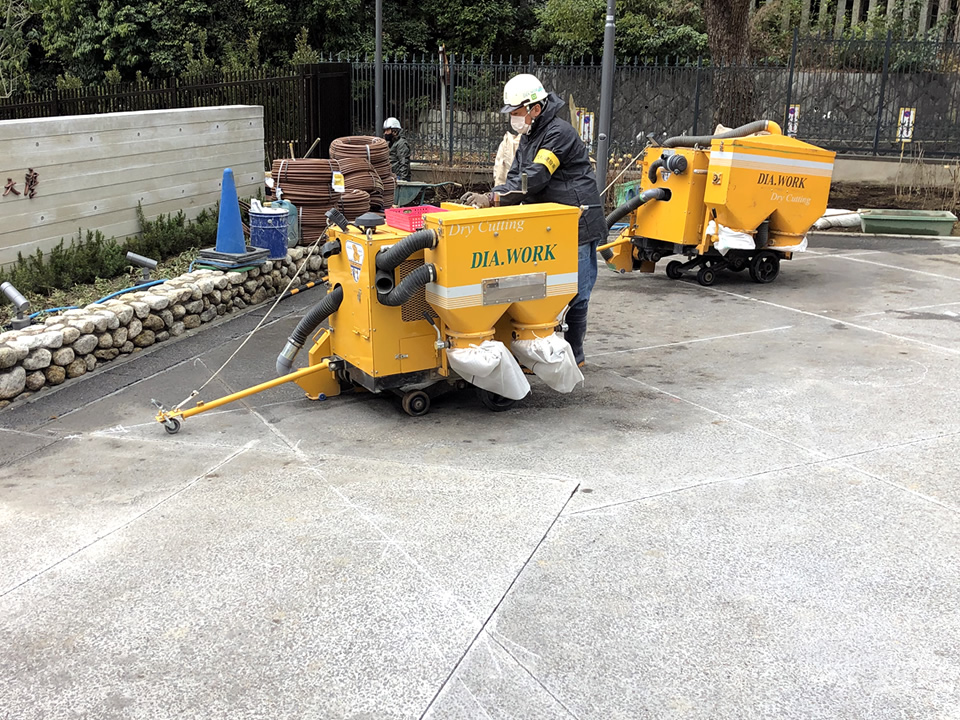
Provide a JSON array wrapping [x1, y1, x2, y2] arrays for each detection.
[[423, 312, 447, 349], [319, 239, 342, 259]]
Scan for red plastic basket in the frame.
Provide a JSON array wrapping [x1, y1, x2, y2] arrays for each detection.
[[384, 205, 448, 232]]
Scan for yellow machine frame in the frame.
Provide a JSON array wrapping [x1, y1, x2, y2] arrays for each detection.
[[156, 203, 582, 431], [601, 121, 836, 286]]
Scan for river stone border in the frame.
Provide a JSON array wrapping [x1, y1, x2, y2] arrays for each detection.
[[0, 248, 324, 408]]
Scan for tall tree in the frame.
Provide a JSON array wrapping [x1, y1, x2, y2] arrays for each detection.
[[0, 0, 31, 96], [702, 0, 754, 126], [533, 0, 707, 59]]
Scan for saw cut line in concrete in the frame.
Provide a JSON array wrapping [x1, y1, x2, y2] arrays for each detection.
[[0, 440, 257, 599], [588, 325, 794, 358], [699, 285, 960, 357], [418, 482, 581, 720]]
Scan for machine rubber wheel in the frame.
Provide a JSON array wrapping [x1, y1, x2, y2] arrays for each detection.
[[401, 390, 431, 417], [163, 418, 181, 435], [729, 255, 748, 272], [666, 261, 684, 280], [477, 388, 517, 412], [749, 250, 781, 284], [697, 267, 716, 286]]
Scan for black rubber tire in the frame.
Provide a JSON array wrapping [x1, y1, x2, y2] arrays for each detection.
[[666, 260, 684, 280], [163, 418, 181, 435], [729, 255, 748, 272], [477, 388, 517, 412], [749, 250, 781, 284], [401, 390, 431, 417], [697, 267, 716, 286]]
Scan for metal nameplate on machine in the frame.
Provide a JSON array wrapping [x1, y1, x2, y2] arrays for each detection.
[[481, 273, 547, 306]]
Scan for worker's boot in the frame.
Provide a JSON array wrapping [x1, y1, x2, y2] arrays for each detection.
[[564, 306, 588, 367]]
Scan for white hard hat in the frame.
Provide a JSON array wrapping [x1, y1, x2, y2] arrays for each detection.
[[501, 74, 547, 113], [384, 117, 401, 130]]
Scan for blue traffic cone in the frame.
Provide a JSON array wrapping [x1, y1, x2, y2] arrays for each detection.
[[215, 168, 246, 254]]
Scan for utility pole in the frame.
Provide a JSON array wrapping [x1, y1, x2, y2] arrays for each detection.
[[595, 0, 616, 196], [375, 0, 384, 135]]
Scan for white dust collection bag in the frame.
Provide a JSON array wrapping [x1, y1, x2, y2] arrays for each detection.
[[511, 333, 584, 393], [707, 220, 755, 254], [446, 340, 530, 400], [773, 235, 808, 253]]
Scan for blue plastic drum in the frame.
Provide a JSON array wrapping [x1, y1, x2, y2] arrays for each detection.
[[249, 208, 289, 259]]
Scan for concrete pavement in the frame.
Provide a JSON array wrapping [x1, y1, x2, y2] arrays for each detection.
[[2, 233, 960, 719]]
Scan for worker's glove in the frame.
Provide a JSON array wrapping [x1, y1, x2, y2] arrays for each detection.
[[460, 191, 492, 208]]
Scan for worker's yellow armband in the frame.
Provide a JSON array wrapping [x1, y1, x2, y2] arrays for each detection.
[[533, 149, 560, 174]]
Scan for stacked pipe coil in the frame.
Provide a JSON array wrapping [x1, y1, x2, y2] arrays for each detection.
[[382, 175, 396, 208], [271, 159, 338, 244], [336, 158, 385, 211], [269, 137, 395, 244], [340, 189, 371, 221], [331, 136, 395, 207]]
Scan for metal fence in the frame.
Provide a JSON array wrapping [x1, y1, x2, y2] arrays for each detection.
[[0, 65, 351, 167], [351, 32, 960, 164], [2, 35, 958, 170]]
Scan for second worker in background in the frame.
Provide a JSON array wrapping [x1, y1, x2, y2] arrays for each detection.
[[384, 117, 411, 181]]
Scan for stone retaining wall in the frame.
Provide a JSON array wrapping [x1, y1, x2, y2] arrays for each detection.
[[0, 248, 324, 408]]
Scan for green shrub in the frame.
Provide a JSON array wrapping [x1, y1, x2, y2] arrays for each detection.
[[0, 205, 218, 297]]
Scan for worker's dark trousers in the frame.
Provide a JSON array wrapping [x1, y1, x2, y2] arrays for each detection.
[[565, 239, 600, 365]]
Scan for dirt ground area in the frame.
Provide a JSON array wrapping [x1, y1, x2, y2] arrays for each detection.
[[829, 182, 960, 235]]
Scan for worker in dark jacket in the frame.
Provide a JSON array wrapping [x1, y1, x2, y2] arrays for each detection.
[[384, 117, 411, 181], [460, 74, 605, 367]]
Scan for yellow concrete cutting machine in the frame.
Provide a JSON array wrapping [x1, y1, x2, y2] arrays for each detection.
[[156, 202, 585, 432], [600, 120, 836, 285]]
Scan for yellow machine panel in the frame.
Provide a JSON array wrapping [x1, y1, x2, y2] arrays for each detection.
[[424, 203, 580, 342], [633, 148, 710, 247], [325, 224, 440, 380], [705, 134, 835, 245]]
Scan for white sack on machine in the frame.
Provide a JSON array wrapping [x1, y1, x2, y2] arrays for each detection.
[[707, 220, 755, 254], [446, 340, 530, 400], [773, 236, 808, 252], [512, 334, 583, 393]]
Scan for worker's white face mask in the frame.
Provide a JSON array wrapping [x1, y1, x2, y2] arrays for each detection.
[[510, 111, 530, 135]]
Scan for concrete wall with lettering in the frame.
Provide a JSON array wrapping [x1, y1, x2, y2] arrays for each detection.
[[0, 105, 264, 267]]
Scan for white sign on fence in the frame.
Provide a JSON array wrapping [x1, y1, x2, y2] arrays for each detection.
[[896, 107, 917, 142]]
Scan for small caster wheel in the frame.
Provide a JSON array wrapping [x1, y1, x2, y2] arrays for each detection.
[[163, 418, 181, 435], [401, 390, 430, 417], [666, 260, 684, 280], [729, 255, 748, 272], [697, 267, 716, 286], [477, 388, 518, 412], [750, 250, 780, 284], [649, 251, 662, 263]]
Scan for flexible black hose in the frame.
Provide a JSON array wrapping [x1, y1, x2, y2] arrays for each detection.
[[661, 120, 774, 149], [647, 158, 665, 184], [601, 188, 671, 261], [375, 229, 438, 272], [276, 285, 344, 376], [375, 269, 395, 295], [378, 263, 436, 307]]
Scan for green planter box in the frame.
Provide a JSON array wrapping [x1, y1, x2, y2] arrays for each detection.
[[859, 209, 958, 236]]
